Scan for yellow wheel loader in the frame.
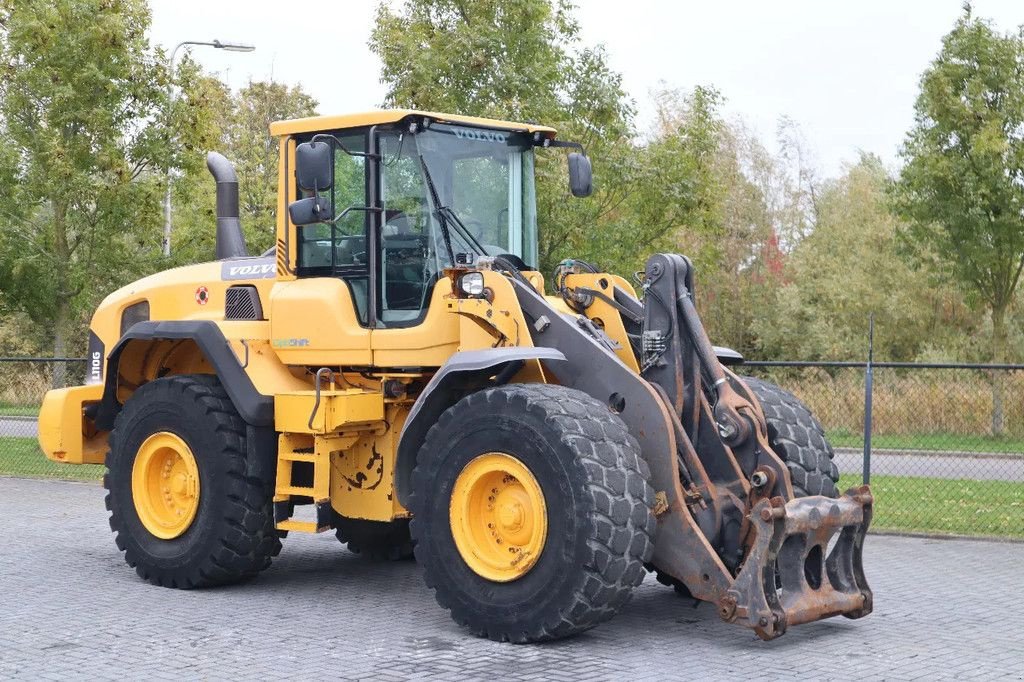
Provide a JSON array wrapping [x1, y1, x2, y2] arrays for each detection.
[[38, 109, 872, 642]]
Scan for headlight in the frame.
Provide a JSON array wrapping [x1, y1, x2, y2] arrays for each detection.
[[458, 272, 485, 297], [120, 300, 150, 336]]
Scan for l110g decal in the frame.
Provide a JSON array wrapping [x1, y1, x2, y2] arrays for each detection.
[[86, 330, 105, 385]]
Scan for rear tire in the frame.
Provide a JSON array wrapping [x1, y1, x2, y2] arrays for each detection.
[[334, 516, 414, 561], [104, 375, 280, 588], [410, 384, 656, 643]]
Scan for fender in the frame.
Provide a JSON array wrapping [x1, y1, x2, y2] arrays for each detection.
[[713, 345, 744, 365], [393, 347, 566, 506], [93, 320, 273, 430]]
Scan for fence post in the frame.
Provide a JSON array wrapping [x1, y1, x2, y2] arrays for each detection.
[[862, 314, 874, 485]]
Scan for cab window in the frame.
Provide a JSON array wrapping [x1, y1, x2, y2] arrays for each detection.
[[295, 131, 369, 323]]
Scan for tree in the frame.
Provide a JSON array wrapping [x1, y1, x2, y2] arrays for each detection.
[[226, 81, 318, 253], [170, 79, 318, 263], [162, 66, 234, 266], [632, 87, 727, 272], [369, 0, 642, 275], [892, 4, 1024, 432], [0, 0, 189, 382], [629, 87, 787, 353], [759, 155, 972, 361]]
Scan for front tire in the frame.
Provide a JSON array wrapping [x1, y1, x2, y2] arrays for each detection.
[[410, 384, 656, 643], [741, 375, 840, 498], [656, 375, 840, 597], [104, 375, 280, 588]]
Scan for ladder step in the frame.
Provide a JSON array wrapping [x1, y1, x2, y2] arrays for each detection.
[[275, 519, 329, 534], [280, 452, 318, 463], [277, 485, 316, 496]]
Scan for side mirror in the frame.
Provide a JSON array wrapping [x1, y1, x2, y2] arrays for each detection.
[[567, 152, 592, 198], [288, 196, 333, 226], [295, 141, 333, 192]]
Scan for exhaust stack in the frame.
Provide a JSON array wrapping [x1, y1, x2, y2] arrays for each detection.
[[206, 152, 249, 260]]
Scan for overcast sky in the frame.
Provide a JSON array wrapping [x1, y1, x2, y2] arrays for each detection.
[[148, 0, 1024, 177]]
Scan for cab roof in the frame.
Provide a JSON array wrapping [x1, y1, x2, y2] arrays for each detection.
[[269, 109, 558, 138]]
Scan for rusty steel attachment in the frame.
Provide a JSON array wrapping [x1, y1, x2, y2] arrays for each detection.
[[722, 486, 874, 639], [515, 252, 875, 640]]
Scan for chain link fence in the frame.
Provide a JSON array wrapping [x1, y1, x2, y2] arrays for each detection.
[[0, 358, 102, 481], [744, 361, 1024, 540], [1, 358, 1021, 539]]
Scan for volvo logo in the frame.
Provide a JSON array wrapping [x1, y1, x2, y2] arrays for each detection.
[[221, 257, 276, 281], [227, 263, 275, 277], [452, 128, 507, 143]]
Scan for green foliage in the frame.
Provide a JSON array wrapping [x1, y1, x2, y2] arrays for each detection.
[[624, 87, 726, 271], [0, 0, 315, 356], [892, 5, 1024, 365], [633, 87, 785, 353], [226, 81, 318, 253], [759, 155, 975, 360], [0, 0, 173, 359], [171, 79, 318, 263], [1, 0, 1021, 373], [370, 0, 640, 275]]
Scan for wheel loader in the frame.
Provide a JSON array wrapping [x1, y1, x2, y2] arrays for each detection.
[[38, 109, 872, 642]]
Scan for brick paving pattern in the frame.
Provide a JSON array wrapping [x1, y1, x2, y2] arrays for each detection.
[[0, 477, 1020, 680]]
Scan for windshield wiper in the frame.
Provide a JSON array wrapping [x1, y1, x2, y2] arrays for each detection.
[[416, 152, 487, 263], [437, 204, 488, 255]]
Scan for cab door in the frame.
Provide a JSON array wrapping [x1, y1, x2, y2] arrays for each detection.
[[271, 130, 373, 367], [369, 131, 460, 367]]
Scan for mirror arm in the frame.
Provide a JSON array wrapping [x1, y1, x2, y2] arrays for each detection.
[[310, 133, 381, 160], [326, 204, 382, 225], [541, 139, 587, 155]]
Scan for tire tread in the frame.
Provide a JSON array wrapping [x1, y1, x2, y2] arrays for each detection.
[[410, 383, 656, 643], [105, 374, 280, 588]]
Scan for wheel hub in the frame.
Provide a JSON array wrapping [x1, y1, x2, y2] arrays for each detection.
[[449, 453, 547, 582], [131, 431, 201, 539]]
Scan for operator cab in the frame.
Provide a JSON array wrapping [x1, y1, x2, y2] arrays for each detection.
[[278, 111, 591, 328]]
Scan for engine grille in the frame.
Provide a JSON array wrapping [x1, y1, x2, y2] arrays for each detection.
[[225, 285, 264, 320]]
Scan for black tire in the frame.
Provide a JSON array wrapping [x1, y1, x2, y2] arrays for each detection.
[[656, 375, 840, 597], [410, 383, 656, 643], [741, 375, 840, 498], [104, 374, 281, 588], [334, 516, 414, 561]]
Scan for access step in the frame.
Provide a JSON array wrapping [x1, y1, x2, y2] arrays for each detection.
[[274, 498, 332, 533]]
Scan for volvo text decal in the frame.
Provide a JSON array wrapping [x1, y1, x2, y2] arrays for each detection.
[[221, 257, 276, 281]]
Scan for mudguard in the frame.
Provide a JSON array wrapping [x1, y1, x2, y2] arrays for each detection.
[[93, 320, 273, 430], [393, 346, 567, 506]]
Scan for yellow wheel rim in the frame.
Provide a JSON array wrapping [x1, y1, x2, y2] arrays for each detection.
[[131, 432, 201, 540], [449, 453, 547, 582]]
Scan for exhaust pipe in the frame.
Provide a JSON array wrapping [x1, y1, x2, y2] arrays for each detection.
[[206, 152, 249, 260]]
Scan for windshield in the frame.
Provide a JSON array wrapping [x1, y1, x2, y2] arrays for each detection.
[[381, 122, 538, 268]]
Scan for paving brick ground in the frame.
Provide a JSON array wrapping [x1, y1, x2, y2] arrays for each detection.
[[0, 477, 1020, 681]]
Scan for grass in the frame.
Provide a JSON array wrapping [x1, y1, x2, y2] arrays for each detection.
[[830, 429, 1024, 455], [0, 436, 103, 481], [0, 404, 39, 417], [839, 474, 1024, 539]]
